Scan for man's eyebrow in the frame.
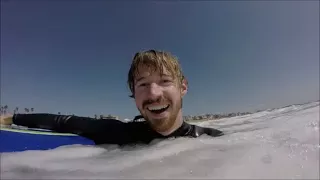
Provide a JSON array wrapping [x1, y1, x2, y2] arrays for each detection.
[[135, 77, 146, 83], [135, 74, 173, 83], [161, 74, 172, 78]]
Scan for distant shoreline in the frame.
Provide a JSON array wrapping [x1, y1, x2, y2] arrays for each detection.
[[1, 100, 319, 122]]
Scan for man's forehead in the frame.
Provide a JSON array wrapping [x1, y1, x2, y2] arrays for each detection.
[[135, 71, 172, 79], [134, 67, 173, 81], [136, 64, 170, 74]]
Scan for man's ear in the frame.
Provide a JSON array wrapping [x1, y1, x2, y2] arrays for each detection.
[[181, 78, 188, 97]]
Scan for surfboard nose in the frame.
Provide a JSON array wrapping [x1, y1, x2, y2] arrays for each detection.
[[0, 127, 95, 153]]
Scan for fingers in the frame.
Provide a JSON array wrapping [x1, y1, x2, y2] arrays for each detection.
[[0, 114, 13, 125]]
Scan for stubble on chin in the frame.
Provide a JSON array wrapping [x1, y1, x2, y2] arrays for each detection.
[[150, 112, 179, 134]]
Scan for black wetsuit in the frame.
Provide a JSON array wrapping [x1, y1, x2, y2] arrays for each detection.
[[12, 113, 224, 145]]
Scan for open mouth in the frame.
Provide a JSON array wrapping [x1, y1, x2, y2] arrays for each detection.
[[147, 104, 170, 114]]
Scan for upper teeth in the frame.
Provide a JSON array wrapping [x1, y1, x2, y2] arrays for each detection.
[[147, 105, 169, 111]]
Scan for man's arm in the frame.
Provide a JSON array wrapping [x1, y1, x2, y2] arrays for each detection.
[[11, 113, 135, 145], [13, 113, 106, 133]]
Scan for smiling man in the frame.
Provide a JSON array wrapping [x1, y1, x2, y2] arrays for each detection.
[[129, 50, 188, 136], [0, 50, 224, 145]]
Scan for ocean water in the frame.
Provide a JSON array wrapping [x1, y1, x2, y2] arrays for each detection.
[[1, 101, 319, 179]]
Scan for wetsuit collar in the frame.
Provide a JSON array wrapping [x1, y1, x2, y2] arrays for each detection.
[[166, 121, 192, 137]]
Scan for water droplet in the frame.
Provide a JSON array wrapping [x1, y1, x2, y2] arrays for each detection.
[[261, 154, 272, 164]]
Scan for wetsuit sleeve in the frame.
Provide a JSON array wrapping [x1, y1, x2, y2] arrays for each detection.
[[192, 125, 224, 137], [12, 113, 134, 145], [202, 126, 224, 137], [169, 122, 224, 138]]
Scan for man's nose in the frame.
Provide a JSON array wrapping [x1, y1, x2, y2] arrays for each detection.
[[147, 83, 163, 100]]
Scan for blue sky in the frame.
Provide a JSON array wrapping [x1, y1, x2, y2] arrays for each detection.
[[1, 1, 319, 119]]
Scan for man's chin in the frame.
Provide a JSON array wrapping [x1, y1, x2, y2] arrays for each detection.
[[147, 115, 167, 123], [146, 114, 168, 124], [149, 120, 170, 132]]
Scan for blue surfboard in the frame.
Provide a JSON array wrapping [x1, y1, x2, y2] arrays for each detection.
[[0, 127, 95, 153]]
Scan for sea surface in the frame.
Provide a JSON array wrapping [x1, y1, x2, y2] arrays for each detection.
[[1, 101, 319, 179]]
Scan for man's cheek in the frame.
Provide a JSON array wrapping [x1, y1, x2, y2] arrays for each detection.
[[136, 99, 144, 109]]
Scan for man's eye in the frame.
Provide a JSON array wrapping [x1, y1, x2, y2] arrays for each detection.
[[139, 83, 147, 87], [162, 79, 172, 84]]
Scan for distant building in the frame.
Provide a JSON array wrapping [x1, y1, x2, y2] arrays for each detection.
[[100, 114, 119, 120], [132, 115, 145, 122]]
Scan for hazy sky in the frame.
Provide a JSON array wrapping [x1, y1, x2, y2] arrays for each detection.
[[1, 1, 319, 119]]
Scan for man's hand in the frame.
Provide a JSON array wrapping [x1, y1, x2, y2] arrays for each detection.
[[0, 114, 13, 126]]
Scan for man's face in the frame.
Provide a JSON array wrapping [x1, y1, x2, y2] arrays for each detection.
[[133, 65, 187, 133]]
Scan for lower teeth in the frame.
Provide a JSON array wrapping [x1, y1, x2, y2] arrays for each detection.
[[151, 107, 167, 114]]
